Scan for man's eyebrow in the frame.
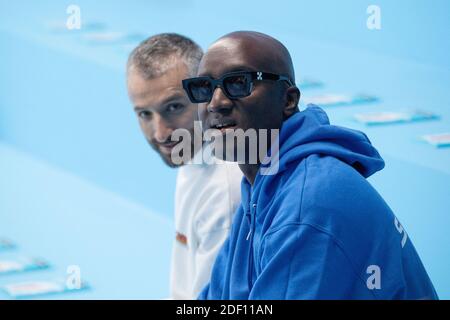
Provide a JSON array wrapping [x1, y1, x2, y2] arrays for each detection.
[[227, 66, 254, 72], [134, 106, 148, 111], [133, 93, 187, 111], [199, 65, 255, 77], [159, 92, 187, 106]]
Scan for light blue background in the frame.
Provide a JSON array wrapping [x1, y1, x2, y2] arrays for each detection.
[[0, 0, 449, 299]]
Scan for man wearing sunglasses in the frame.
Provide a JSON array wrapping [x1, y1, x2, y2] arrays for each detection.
[[184, 31, 437, 299], [127, 33, 242, 299]]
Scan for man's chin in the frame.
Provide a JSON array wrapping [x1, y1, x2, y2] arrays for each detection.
[[159, 146, 196, 167], [148, 141, 183, 167], [159, 153, 184, 168], [211, 142, 240, 162], [211, 140, 259, 164]]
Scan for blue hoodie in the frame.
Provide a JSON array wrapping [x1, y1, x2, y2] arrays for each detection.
[[199, 105, 437, 300]]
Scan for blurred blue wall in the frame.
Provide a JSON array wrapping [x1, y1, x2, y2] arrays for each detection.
[[1, 0, 449, 214]]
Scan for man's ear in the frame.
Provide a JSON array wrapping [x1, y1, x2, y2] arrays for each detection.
[[283, 86, 300, 119]]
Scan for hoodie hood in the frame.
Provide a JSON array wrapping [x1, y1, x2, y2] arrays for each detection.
[[265, 104, 385, 178]]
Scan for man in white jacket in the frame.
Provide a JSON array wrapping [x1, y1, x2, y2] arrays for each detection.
[[126, 33, 242, 299]]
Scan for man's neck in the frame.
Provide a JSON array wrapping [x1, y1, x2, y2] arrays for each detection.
[[238, 163, 260, 186]]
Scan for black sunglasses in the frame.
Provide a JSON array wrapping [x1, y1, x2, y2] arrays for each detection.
[[182, 71, 294, 103]]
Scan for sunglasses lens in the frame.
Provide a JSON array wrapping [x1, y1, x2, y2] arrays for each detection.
[[224, 75, 250, 98], [188, 79, 212, 103]]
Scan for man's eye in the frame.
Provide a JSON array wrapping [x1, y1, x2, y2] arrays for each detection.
[[166, 103, 184, 113], [138, 110, 152, 120], [228, 76, 246, 85]]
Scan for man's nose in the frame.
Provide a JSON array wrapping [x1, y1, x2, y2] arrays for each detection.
[[152, 115, 172, 143], [207, 86, 233, 114]]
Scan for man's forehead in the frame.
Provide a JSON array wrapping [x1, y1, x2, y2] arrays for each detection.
[[128, 69, 188, 110], [210, 37, 245, 52], [199, 38, 257, 76]]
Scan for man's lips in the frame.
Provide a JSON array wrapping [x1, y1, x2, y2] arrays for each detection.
[[158, 141, 180, 153], [208, 118, 238, 133]]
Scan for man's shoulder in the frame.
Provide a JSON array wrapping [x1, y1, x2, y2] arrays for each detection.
[[177, 160, 241, 189], [177, 161, 242, 234], [267, 154, 392, 238], [279, 154, 378, 209], [201, 161, 243, 197], [213, 161, 243, 182]]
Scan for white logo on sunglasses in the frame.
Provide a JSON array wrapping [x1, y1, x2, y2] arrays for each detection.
[[257, 72, 263, 80]]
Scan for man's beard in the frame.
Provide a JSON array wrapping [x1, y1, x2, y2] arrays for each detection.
[[148, 139, 194, 168]]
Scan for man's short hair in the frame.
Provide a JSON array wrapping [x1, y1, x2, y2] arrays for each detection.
[[127, 33, 203, 79]]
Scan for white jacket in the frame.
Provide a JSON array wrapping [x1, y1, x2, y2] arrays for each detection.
[[169, 149, 242, 299]]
